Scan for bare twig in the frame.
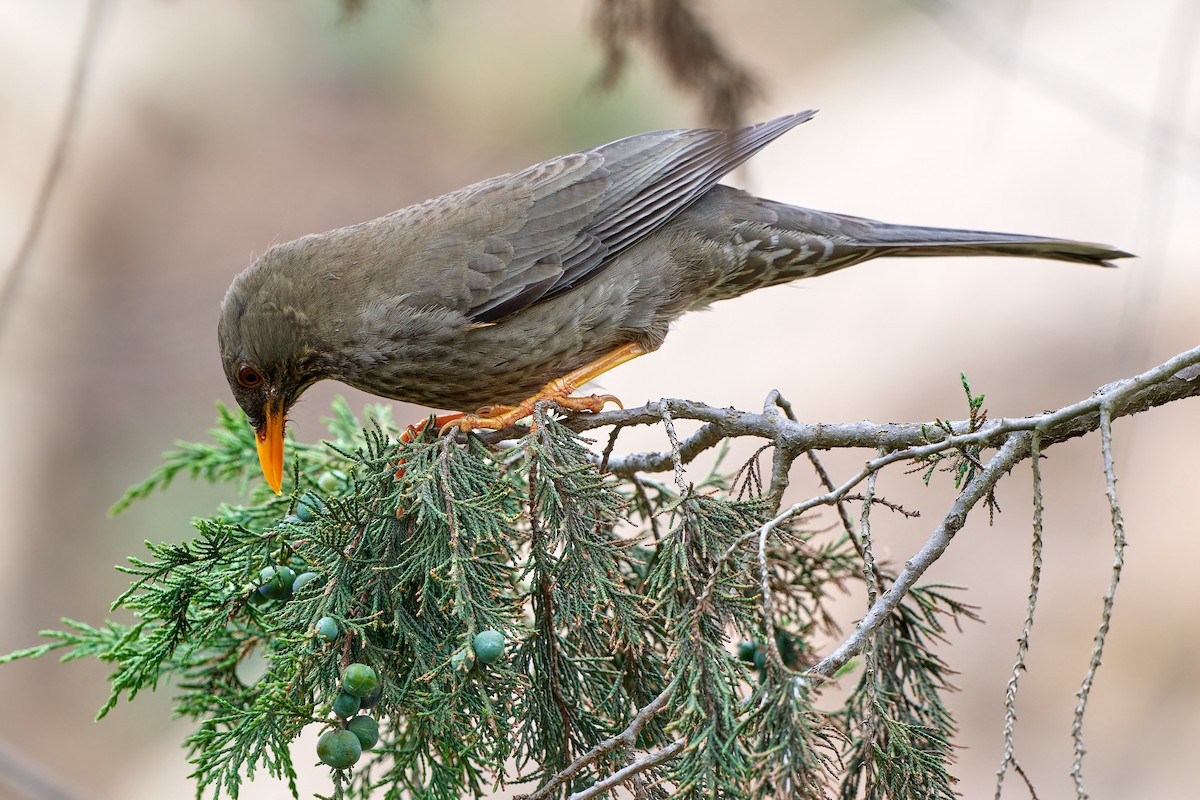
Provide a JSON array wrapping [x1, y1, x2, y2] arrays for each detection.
[[764, 390, 803, 509], [807, 435, 1027, 679], [577, 348, 1200, 683], [757, 511, 782, 670], [995, 432, 1045, 800], [0, 0, 106, 338], [567, 739, 685, 800], [574, 345, 1200, 473], [858, 457, 882, 791], [1070, 403, 1127, 800], [522, 682, 678, 800], [592, 0, 759, 127]]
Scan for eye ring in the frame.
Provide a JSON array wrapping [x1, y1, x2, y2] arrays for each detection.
[[237, 364, 264, 389]]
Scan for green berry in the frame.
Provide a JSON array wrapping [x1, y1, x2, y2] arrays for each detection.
[[472, 630, 505, 664], [357, 683, 382, 709], [450, 647, 471, 674], [752, 647, 766, 671], [736, 640, 757, 663], [346, 715, 379, 750], [317, 471, 341, 493], [282, 514, 302, 526], [332, 690, 360, 719], [292, 572, 319, 594], [316, 729, 362, 769], [341, 663, 378, 697], [258, 566, 294, 601], [315, 616, 339, 642], [296, 491, 324, 522]]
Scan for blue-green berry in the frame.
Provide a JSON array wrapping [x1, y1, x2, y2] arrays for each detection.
[[331, 691, 360, 719], [292, 571, 319, 594], [315, 616, 339, 642], [341, 663, 378, 698], [357, 683, 382, 709], [258, 566, 295, 601], [296, 491, 324, 522], [450, 647, 470, 674], [346, 715, 379, 749], [316, 729, 361, 769], [472, 630, 506, 664]]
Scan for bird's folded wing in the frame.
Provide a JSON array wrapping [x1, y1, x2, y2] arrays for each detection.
[[444, 111, 817, 323]]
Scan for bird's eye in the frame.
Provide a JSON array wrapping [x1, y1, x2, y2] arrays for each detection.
[[237, 364, 264, 388]]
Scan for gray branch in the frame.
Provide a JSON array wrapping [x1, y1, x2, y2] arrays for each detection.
[[520, 682, 678, 800], [565, 345, 1200, 476], [567, 345, 1200, 680]]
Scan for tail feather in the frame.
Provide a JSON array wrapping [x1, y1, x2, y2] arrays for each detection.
[[764, 202, 1133, 271], [687, 189, 1133, 303], [828, 215, 1132, 268]]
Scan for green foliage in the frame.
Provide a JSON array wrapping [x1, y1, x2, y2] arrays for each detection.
[[915, 373, 989, 489], [836, 586, 979, 800], [1, 397, 976, 799]]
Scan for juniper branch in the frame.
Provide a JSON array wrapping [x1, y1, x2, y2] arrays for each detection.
[[566, 739, 685, 800], [568, 345, 1200, 471], [809, 435, 1026, 679], [521, 682, 677, 800], [1071, 403, 1127, 800]]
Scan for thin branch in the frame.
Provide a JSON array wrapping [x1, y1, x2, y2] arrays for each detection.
[[757, 511, 782, 670], [858, 455, 882, 789], [807, 435, 1028, 679], [522, 682, 677, 800], [0, 0, 106, 338], [995, 431, 1044, 800], [1070, 403, 1127, 800], [566, 739, 685, 800], [764, 390, 803, 509], [591, 347, 1200, 684], [591, 0, 759, 127], [574, 345, 1200, 473]]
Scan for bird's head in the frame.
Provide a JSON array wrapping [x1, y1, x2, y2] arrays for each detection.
[[218, 249, 332, 494]]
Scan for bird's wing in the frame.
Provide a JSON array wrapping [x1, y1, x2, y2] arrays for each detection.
[[434, 111, 817, 323]]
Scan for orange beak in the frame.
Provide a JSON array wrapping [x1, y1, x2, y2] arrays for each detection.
[[254, 397, 285, 495]]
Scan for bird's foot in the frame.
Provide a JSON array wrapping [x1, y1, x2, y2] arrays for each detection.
[[395, 412, 468, 479], [441, 388, 622, 435], [439, 342, 647, 434]]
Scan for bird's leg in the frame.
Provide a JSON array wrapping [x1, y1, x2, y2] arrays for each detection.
[[402, 413, 467, 443], [394, 412, 469, 479], [443, 342, 648, 434]]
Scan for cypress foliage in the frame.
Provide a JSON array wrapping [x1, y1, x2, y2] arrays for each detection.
[[2, 398, 970, 799]]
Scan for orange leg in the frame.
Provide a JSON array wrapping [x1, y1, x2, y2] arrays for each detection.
[[443, 342, 648, 434], [395, 412, 469, 479]]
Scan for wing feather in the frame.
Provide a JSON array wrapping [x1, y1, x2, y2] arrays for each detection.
[[426, 111, 817, 322]]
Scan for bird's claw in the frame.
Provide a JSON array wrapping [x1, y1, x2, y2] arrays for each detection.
[[439, 393, 623, 435], [396, 413, 467, 479]]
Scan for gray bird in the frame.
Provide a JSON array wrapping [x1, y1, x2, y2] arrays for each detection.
[[218, 110, 1130, 492]]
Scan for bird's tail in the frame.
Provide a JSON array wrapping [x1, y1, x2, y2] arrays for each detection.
[[697, 189, 1132, 301], [812, 212, 1130, 268]]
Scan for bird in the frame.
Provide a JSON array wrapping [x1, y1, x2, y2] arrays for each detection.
[[218, 110, 1130, 494]]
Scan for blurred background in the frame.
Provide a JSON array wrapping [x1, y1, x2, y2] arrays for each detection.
[[0, 0, 1196, 797]]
